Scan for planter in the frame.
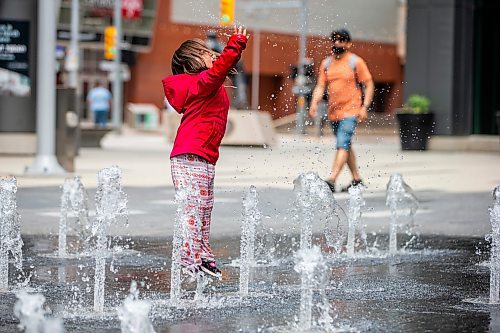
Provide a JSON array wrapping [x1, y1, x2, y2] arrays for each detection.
[[396, 113, 434, 151]]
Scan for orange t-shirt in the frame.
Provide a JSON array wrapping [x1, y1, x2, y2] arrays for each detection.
[[318, 52, 372, 121]]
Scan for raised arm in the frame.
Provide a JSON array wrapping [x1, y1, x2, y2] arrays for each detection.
[[196, 27, 248, 96]]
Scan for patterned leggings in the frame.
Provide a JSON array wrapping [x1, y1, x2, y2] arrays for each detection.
[[170, 154, 215, 268]]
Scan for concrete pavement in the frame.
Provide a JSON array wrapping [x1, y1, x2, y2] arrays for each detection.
[[0, 127, 499, 238]]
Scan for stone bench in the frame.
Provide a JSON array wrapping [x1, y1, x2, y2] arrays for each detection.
[[163, 109, 275, 146], [80, 126, 112, 148]]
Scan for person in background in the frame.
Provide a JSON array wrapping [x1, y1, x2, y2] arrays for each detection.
[[87, 81, 112, 128], [309, 28, 375, 192]]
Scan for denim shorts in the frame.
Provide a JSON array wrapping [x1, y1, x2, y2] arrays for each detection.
[[330, 116, 358, 150]]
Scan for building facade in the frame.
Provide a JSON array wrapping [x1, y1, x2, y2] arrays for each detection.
[[405, 0, 499, 135], [130, 0, 404, 120], [0, 0, 405, 140]]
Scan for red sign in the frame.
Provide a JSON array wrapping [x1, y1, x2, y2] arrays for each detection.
[[121, 0, 143, 20]]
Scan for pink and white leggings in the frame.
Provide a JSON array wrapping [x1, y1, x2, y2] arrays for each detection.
[[170, 154, 215, 268]]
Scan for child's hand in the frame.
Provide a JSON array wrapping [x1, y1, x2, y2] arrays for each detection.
[[233, 25, 249, 39]]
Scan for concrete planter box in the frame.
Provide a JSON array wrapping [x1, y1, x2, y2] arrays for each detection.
[[164, 109, 275, 147], [80, 127, 112, 148]]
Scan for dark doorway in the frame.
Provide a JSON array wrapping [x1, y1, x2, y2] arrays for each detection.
[[473, 0, 500, 134], [372, 82, 392, 113]]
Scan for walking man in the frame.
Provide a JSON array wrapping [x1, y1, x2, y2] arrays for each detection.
[[309, 29, 374, 192], [87, 81, 112, 128]]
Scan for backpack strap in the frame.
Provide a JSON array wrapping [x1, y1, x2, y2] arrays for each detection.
[[348, 53, 358, 71], [324, 54, 358, 80], [323, 56, 333, 73], [321, 56, 333, 100], [348, 53, 363, 91]]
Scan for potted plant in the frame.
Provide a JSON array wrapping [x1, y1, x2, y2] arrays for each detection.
[[396, 94, 434, 150]]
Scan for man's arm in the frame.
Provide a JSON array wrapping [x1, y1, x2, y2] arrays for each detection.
[[309, 61, 327, 118], [358, 79, 374, 122]]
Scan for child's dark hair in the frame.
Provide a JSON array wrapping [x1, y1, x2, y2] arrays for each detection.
[[171, 39, 219, 75]]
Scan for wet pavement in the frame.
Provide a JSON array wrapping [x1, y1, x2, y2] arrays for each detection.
[[15, 185, 493, 238], [0, 234, 497, 332], [1, 131, 499, 332]]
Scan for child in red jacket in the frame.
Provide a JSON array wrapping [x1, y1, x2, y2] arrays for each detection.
[[162, 26, 248, 278]]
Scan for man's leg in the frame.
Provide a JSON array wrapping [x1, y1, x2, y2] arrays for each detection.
[[329, 148, 349, 182], [338, 118, 365, 192], [93, 111, 99, 127], [346, 147, 362, 181], [95, 111, 105, 128], [328, 117, 357, 183], [101, 111, 109, 127]]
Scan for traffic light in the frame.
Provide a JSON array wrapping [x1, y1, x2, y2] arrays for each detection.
[[220, 0, 234, 26], [104, 26, 117, 60]]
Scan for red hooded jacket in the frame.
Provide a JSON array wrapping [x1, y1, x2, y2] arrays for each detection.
[[162, 34, 248, 164]]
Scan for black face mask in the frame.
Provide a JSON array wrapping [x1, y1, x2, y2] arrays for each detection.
[[332, 46, 346, 55]]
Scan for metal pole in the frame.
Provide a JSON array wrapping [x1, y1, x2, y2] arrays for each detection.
[[298, 0, 307, 80], [55, 0, 62, 21], [70, 0, 82, 155], [251, 29, 261, 110], [68, 0, 79, 88], [243, 1, 303, 111], [26, 0, 65, 175], [112, 0, 123, 131], [295, 0, 308, 134]]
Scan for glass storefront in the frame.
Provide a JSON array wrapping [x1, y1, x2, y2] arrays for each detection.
[[57, 0, 157, 51], [56, 0, 157, 120]]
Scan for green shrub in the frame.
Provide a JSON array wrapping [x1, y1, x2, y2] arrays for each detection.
[[402, 94, 431, 114]]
